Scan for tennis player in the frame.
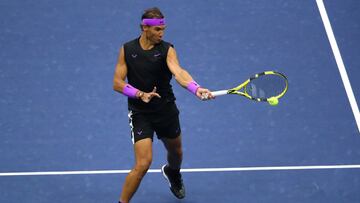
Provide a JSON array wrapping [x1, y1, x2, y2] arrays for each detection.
[[113, 7, 214, 203]]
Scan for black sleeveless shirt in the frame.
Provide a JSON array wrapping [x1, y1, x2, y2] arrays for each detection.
[[123, 37, 176, 112]]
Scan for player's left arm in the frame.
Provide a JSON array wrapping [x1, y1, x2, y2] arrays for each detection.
[[166, 46, 214, 99]]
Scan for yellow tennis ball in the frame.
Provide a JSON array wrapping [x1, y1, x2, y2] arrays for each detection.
[[268, 97, 279, 106]]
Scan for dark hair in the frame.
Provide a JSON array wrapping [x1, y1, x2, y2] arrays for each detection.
[[140, 7, 164, 30], [141, 7, 164, 19]]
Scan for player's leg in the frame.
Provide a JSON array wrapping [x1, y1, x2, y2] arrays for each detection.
[[155, 103, 183, 170], [119, 138, 153, 203], [153, 102, 185, 199], [161, 135, 183, 169], [157, 113, 184, 199], [160, 135, 185, 199]]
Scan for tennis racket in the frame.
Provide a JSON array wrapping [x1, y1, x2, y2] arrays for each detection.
[[203, 71, 288, 105]]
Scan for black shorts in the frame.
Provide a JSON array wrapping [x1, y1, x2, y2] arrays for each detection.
[[128, 102, 181, 144]]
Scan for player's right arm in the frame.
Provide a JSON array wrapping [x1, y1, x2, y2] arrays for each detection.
[[113, 46, 128, 93], [113, 46, 160, 102]]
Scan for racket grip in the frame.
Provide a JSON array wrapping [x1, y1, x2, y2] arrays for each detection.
[[211, 90, 228, 97], [201, 90, 228, 100]]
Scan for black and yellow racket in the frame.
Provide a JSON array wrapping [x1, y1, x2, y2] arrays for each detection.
[[203, 71, 288, 106]]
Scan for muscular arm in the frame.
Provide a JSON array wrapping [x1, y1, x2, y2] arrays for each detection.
[[113, 46, 160, 102], [113, 46, 128, 93], [166, 47, 194, 88], [166, 46, 214, 99]]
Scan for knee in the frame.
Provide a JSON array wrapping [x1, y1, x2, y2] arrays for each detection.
[[134, 158, 152, 176], [170, 147, 183, 158]]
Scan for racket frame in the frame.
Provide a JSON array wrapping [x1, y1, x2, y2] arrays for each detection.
[[211, 71, 288, 102]]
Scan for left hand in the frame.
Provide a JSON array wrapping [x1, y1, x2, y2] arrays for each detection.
[[196, 87, 215, 101]]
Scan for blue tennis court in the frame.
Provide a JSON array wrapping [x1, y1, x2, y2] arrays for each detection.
[[1, 0, 360, 202]]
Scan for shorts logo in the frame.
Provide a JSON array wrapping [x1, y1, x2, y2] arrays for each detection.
[[131, 54, 137, 58], [137, 130, 143, 135]]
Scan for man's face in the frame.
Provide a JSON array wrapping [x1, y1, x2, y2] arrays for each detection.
[[144, 25, 166, 44]]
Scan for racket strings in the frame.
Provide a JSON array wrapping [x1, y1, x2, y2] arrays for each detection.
[[245, 74, 287, 99]]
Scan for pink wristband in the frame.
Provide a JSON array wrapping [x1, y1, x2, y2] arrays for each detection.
[[122, 84, 139, 98], [186, 81, 200, 95]]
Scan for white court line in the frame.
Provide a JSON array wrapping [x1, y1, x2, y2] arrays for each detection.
[[1, 164, 360, 177], [316, 0, 360, 134]]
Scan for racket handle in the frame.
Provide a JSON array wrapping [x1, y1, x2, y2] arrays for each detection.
[[211, 90, 228, 97], [201, 90, 228, 100]]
